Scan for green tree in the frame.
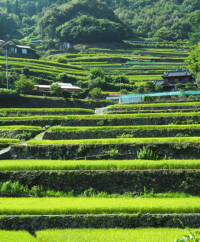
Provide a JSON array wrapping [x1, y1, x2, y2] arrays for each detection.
[[0, 16, 7, 39], [13, 0, 20, 16], [189, 10, 200, 45], [155, 84, 163, 92], [185, 82, 196, 90], [50, 83, 62, 97], [144, 81, 155, 92], [62, 89, 71, 99], [14, 75, 34, 94], [175, 83, 183, 89], [88, 87, 103, 99], [0, 71, 6, 85], [5, 0, 12, 14], [89, 68, 104, 79]]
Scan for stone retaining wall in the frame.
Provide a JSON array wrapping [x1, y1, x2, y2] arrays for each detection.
[[1, 170, 200, 195], [0, 214, 200, 232], [9, 142, 200, 160], [61, 116, 200, 126], [43, 128, 200, 140]]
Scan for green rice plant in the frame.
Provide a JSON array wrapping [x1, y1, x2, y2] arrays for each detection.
[[0, 139, 19, 144], [35, 228, 199, 242], [107, 102, 200, 109], [0, 108, 94, 114], [137, 146, 159, 160], [0, 126, 42, 130], [0, 230, 37, 242], [1, 159, 200, 170], [1, 197, 200, 214], [66, 112, 200, 119], [50, 124, 200, 132], [0, 116, 66, 121], [26, 137, 200, 145]]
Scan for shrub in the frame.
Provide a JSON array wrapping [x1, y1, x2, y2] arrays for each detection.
[[14, 75, 34, 94], [143, 95, 153, 102], [88, 87, 103, 99], [137, 146, 159, 160], [50, 83, 62, 97], [90, 68, 104, 79], [57, 56, 68, 64], [62, 89, 71, 99]]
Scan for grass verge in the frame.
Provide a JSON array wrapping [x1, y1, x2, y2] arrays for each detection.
[[1, 159, 200, 170], [1, 197, 200, 214]]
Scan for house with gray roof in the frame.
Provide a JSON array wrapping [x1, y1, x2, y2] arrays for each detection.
[[154, 70, 196, 91]]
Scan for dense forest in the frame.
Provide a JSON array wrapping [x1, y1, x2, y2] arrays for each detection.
[[0, 0, 200, 44]]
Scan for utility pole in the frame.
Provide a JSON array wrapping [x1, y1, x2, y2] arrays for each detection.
[[119, 78, 121, 104]]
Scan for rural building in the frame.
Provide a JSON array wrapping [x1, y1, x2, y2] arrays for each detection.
[[3, 41, 32, 55], [33, 83, 81, 93], [154, 70, 196, 91]]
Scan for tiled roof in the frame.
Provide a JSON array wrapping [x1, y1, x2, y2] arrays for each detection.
[[163, 71, 190, 77]]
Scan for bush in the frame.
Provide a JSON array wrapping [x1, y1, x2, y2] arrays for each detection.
[[62, 89, 71, 99], [88, 87, 103, 99], [57, 56, 68, 64], [90, 68, 104, 79], [175, 83, 183, 89], [14, 75, 34, 94], [50, 83, 62, 97], [143, 95, 153, 102], [21, 67, 29, 76]]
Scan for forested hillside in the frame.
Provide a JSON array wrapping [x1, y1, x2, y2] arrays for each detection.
[[0, 0, 200, 44]]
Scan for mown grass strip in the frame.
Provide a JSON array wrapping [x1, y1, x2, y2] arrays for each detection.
[[0, 126, 42, 130], [0, 139, 19, 144], [0, 108, 94, 113], [0, 230, 38, 242], [108, 102, 200, 109], [66, 112, 200, 119], [2, 159, 200, 170], [36, 228, 198, 242], [26, 137, 200, 145], [1, 197, 200, 214], [50, 124, 200, 131]]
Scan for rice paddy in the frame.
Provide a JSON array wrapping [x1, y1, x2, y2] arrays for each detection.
[[108, 102, 200, 108], [26, 137, 200, 145], [1, 159, 200, 170], [66, 112, 200, 119], [0, 126, 42, 130], [50, 124, 200, 131], [1, 197, 200, 214], [35, 228, 198, 242]]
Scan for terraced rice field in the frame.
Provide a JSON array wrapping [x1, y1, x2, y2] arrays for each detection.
[[2, 100, 200, 240]]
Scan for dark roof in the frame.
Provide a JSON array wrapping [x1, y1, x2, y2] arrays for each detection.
[[162, 70, 191, 77]]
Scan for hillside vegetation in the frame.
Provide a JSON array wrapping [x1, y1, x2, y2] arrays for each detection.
[[0, 0, 200, 43]]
